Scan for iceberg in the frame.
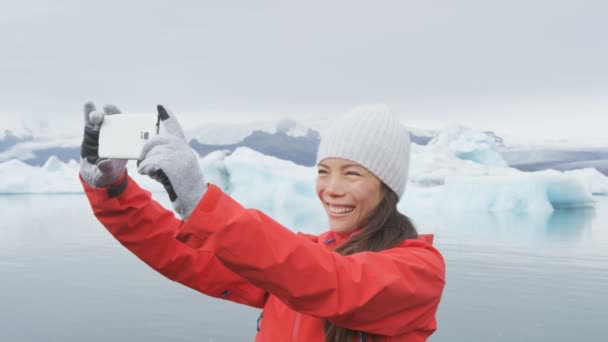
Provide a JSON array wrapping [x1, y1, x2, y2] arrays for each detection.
[[0, 156, 165, 194], [219, 148, 325, 232], [42, 155, 68, 173], [426, 124, 507, 167], [184, 117, 326, 145], [1, 126, 606, 223], [0, 157, 82, 194], [564, 168, 608, 195], [202, 147, 600, 216], [409, 143, 517, 188], [403, 172, 594, 214]]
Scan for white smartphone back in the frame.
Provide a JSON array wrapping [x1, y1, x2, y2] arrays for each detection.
[[98, 113, 160, 160]]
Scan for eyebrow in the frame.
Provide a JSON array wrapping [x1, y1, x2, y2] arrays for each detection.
[[318, 162, 363, 170]]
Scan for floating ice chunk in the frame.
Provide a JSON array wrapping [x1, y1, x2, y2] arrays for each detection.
[[427, 124, 507, 166], [0, 157, 81, 193], [42, 156, 66, 172], [199, 149, 232, 191], [403, 172, 595, 213], [564, 168, 608, 195], [0, 159, 34, 193], [0, 145, 600, 222], [409, 143, 518, 188], [221, 147, 326, 232]]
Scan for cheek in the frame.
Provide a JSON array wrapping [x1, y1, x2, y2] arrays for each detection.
[[315, 179, 323, 198], [355, 184, 382, 209]]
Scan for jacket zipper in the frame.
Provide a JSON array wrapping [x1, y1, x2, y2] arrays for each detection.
[[290, 312, 302, 341]]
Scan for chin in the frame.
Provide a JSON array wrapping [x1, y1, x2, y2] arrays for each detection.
[[329, 224, 356, 234]]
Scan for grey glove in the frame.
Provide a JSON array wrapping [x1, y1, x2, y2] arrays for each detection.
[[137, 105, 207, 220], [79, 102, 128, 188]]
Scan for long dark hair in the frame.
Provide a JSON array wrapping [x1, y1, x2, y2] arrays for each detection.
[[323, 183, 418, 342]]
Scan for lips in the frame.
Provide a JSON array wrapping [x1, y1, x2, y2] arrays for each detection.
[[327, 204, 355, 216]]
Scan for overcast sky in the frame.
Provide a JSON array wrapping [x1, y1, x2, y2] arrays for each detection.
[[0, 0, 606, 140]]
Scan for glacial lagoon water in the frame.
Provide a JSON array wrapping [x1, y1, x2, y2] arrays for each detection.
[[1, 194, 607, 341]]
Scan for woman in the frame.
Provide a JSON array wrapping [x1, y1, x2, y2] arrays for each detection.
[[79, 102, 445, 342]]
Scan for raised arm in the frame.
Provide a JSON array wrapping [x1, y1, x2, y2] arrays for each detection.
[[78, 101, 267, 308], [176, 184, 445, 336], [80, 173, 268, 308]]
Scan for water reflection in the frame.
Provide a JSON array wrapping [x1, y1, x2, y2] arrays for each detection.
[[409, 204, 599, 247], [1, 194, 607, 342], [545, 207, 596, 240]]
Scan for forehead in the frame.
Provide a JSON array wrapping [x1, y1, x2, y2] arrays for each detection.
[[318, 158, 364, 169]]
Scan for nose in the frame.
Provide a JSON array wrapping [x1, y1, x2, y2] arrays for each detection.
[[323, 175, 345, 197]]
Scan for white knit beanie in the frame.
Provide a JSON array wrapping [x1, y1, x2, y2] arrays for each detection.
[[316, 105, 411, 199]]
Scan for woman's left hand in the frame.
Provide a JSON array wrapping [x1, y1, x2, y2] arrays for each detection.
[[137, 105, 207, 220]]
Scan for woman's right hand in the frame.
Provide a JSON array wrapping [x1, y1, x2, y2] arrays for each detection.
[[79, 101, 128, 188]]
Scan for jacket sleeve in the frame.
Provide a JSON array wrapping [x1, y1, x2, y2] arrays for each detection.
[[176, 184, 446, 336], [80, 172, 268, 308]]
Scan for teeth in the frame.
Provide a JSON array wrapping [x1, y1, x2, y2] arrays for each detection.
[[328, 205, 354, 214]]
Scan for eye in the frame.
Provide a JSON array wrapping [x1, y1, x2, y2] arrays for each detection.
[[346, 171, 361, 176], [317, 169, 328, 175]]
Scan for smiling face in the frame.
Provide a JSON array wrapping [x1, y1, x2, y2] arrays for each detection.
[[316, 158, 385, 234]]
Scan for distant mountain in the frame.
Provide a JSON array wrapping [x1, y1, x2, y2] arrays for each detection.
[[0, 130, 33, 151], [191, 129, 433, 167], [191, 128, 321, 166], [409, 134, 432, 146], [502, 147, 608, 175], [491, 132, 608, 175], [8, 122, 606, 176], [483, 130, 505, 148], [25, 147, 82, 166], [0, 126, 326, 167]]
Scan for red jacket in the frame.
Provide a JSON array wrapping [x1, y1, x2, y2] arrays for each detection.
[[81, 173, 445, 341]]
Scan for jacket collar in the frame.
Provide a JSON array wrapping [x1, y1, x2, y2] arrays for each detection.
[[323, 228, 363, 247], [323, 229, 435, 247]]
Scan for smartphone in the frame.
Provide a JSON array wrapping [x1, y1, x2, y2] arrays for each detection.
[[98, 113, 161, 160]]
